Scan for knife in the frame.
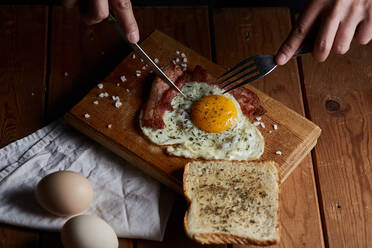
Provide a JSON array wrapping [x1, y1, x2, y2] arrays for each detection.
[[107, 13, 186, 97]]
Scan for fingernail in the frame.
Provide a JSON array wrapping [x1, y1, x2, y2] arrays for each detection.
[[128, 31, 139, 43], [276, 53, 287, 65]]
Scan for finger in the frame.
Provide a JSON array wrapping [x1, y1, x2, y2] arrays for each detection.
[[275, 0, 324, 65], [312, 7, 343, 62], [333, 5, 364, 54], [355, 17, 372, 45], [62, 0, 78, 8], [111, 0, 139, 43], [79, 0, 109, 25]]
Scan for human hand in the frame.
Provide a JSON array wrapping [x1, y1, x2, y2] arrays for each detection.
[[276, 0, 372, 65], [62, 0, 139, 43]]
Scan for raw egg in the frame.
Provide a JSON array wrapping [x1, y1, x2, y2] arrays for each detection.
[[35, 171, 93, 216], [61, 215, 118, 248]]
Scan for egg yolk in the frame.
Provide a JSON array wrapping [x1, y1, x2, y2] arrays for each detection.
[[191, 95, 238, 133]]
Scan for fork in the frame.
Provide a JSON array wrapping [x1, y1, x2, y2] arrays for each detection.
[[218, 27, 317, 94]]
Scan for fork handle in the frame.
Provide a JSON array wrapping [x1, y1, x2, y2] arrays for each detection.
[[293, 21, 320, 57]]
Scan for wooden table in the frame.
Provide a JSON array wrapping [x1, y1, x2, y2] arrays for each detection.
[[0, 5, 371, 248]]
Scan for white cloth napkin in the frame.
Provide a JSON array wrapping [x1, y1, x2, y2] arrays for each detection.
[[0, 120, 175, 241]]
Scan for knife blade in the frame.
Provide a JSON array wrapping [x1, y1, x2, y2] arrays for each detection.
[[107, 13, 186, 97]]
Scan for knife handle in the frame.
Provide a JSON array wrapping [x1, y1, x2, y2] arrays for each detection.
[[293, 20, 320, 57]]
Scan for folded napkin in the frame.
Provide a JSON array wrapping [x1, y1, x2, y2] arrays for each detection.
[[0, 120, 175, 241]]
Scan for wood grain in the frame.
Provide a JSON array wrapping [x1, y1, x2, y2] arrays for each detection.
[[134, 6, 212, 59], [47, 6, 131, 121], [0, 5, 48, 246], [213, 8, 324, 247], [0, 5, 47, 147], [302, 40, 372, 247]]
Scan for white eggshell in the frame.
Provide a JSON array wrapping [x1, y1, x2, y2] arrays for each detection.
[[61, 215, 118, 248], [35, 171, 93, 216]]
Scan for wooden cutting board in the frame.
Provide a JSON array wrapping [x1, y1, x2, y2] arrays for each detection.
[[65, 30, 321, 194]]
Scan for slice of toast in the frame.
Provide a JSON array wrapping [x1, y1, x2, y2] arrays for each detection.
[[183, 161, 279, 245]]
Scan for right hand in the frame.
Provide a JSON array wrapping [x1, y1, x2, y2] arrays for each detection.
[[62, 0, 139, 43]]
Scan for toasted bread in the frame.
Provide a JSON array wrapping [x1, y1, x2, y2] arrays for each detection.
[[183, 161, 279, 245]]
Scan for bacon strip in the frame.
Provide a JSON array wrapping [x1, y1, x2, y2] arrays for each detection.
[[142, 64, 183, 128], [141, 64, 265, 129], [230, 88, 266, 118]]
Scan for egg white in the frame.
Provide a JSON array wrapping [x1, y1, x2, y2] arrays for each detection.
[[140, 82, 264, 161]]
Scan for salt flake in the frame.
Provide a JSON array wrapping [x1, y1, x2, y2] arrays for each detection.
[[120, 75, 127, 82]]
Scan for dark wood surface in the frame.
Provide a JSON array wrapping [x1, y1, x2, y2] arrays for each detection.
[[0, 4, 371, 248]]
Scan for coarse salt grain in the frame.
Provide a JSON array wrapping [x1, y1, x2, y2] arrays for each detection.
[[104, 92, 109, 97], [260, 122, 266, 128], [154, 58, 159, 63], [176, 50, 180, 55], [140, 58, 144, 62], [64, 72, 69, 77], [93, 100, 99, 105], [98, 93, 105, 98], [84, 113, 90, 118], [117, 83, 120, 86], [181, 63, 187, 67], [107, 124, 112, 128], [253, 121, 260, 126], [120, 75, 126, 82], [273, 124, 278, 130], [269, 130, 272, 133], [149, 70, 153, 73], [97, 83, 103, 89], [181, 53, 186, 58], [175, 58, 180, 63], [182, 68, 187, 71], [132, 54, 136, 59], [136, 70, 141, 74], [31, 92, 35, 96], [142, 66, 146, 70], [255, 116, 262, 121], [115, 101, 122, 108], [136, 73, 141, 77], [183, 57, 188, 63], [126, 89, 130, 93], [275, 151, 282, 155]]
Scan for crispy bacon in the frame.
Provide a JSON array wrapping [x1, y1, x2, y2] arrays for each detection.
[[230, 88, 266, 117], [141, 64, 265, 129], [142, 64, 183, 128]]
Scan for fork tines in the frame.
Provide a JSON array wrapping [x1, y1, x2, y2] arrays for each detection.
[[218, 55, 276, 94], [217, 57, 260, 93]]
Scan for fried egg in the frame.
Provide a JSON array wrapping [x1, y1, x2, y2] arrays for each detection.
[[140, 82, 264, 160]]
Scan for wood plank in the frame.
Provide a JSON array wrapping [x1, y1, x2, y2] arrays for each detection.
[[134, 6, 212, 59], [213, 8, 324, 247], [301, 40, 372, 246], [0, 5, 48, 246], [47, 6, 131, 121], [0, 5, 48, 147]]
